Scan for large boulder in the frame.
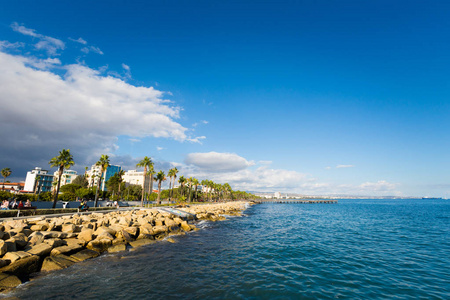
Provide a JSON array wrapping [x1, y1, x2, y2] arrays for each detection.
[[78, 229, 94, 242], [69, 249, 100, 262], [61, 224, 76, 233], [86, 239, 112, 252], [129, 239, 156, 249], [50, 244, 83, 256], [0, 255, 40, 280], [30, 224, 48, 231], [0, 273, 22, 292], [0, 240, 7, 256], [40, 255, 76, 272], [107, 243, 127, 253], [123, 227, 139, 238], [28, 231, 45, 245], [43, 238, 65, 248], [10, 233, 29, 249], [25, 243, 53, 257]]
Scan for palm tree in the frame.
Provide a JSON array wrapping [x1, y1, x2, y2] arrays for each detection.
[[1, 168, 11, 191], [136, 156, 153, 207], [167, 167, 179, 201], [34, 176, 41, 195], [49, 149, 75, 208], [94, 154, 110, 207], [192, 178, 199, 202], [186, 177, 193, 202], [178, 176, 186, 198], [155, 170, 166, 205], [117, 170, 125, 200]]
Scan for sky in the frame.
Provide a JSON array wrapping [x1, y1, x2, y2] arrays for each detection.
[[0, 0, 449, 197]]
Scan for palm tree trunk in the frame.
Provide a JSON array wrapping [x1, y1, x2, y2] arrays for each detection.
[[157, 181, 162, 205], [147, 173, 152, 204], [94, 176, 101, 207], [52, 167, 63, 208]]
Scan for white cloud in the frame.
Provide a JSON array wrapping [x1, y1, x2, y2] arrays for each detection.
[[157, 147, 164, 151], [122, 63, 130, 71], [359, 180, 398, 192], [69, 37, 87, 45], [325, 166, 332, 170], [187, 136, 206, 144], [81, 46, 104, 55], [185, 152, 254, 172], [336, 164, 354, 168], [11, 22, 65, 56], [0, 50, 189, 173], [0, 40, 24, 50]]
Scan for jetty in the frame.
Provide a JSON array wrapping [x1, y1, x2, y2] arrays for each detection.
[[254, 199, 338, 204]]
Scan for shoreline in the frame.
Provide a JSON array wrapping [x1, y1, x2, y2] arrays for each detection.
[[0, 201, 254, 293]]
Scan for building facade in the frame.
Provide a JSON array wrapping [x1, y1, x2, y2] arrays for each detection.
[[24, 167, 54, 193], [86, 164, 122, 191], [53, 169, 78, 186]]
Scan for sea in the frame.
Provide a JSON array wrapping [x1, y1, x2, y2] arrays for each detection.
[[4, 199, 450, 299]]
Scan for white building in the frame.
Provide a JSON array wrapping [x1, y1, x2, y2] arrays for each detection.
[[86, 164, 122, 191], [274, 192, 282, 199], [24, 167, 54, 193], [123, 170, 152, 192], [53, 169, 77, 186]]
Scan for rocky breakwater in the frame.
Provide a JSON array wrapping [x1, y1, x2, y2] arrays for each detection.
[[180, 201, 251, 221], [0, 201, 251, 293], [0, 208, 197, 292]]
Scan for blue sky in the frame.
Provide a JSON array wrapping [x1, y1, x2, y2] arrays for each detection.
[[0, 0, 449, 197]]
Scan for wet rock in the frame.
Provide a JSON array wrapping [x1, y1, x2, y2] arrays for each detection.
[[0, 273, 22, 291], [50, 244, 83, 256], [69, 249, 100, 262], [41, 255, 77, 272], [129, 239, 156, 249], [25, 243, 52, 257], [0, 255, 40, 280], [107, 243, 127, 253], [3, 251, 32, 263]]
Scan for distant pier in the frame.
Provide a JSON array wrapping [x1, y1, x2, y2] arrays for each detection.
[[254, 199, 338, 204]]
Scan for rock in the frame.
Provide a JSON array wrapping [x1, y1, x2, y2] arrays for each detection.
[[166, 238, 177, 243], [30, 224, 48, 231], [78, 229, 94, 242], [5, 240, 17, 252], [107, 243, 127, 253], [0, 240, 7, 256], [152, 225, 168, 235], [137, 233, 154, 240], [119, 217, 131, 227], [11, 233, 29, 249], [0, 255, 40, 280], [61, 224, 76, 233], [154, 219, 164, 226], [129, 239, 156, 249], [97, 231, 115, 241], [3, 251, 32, 263], [0, 260, 9, 268], [43, 238, 65, 248], [28, 231, 45, 245], [42, 231, 68, 239], [0, 273, 22, 291], [65, 238, 86, 247], [86, 239, 112, 252], [69, 249, 100, 262], [165, 218, 177, 227], [25, 243, 53, 257], [120, 229, 135, 242], [140, 224, 154, 235], [123, 227, 139, 238], [180, 221, 191, 232], [40, 255, 77, 272], [50, 244, 83, 256], [95, 226, 116, 237]]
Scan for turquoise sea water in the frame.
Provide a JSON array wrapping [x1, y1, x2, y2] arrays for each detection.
[[6, 199, 450, 299]]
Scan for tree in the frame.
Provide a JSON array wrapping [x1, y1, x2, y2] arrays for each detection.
[[167, 167, 178, 201], [155, 170, 166, 205], [136, 156, 153, 207], [94, 154, 110, 207], [1, 168, 11, 191], [192, 178, 199, 202], [72, 175, 89, 188], [117, 170, 125, 199], [49, 149, 75, 208], [178, 176, 186, 198]]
